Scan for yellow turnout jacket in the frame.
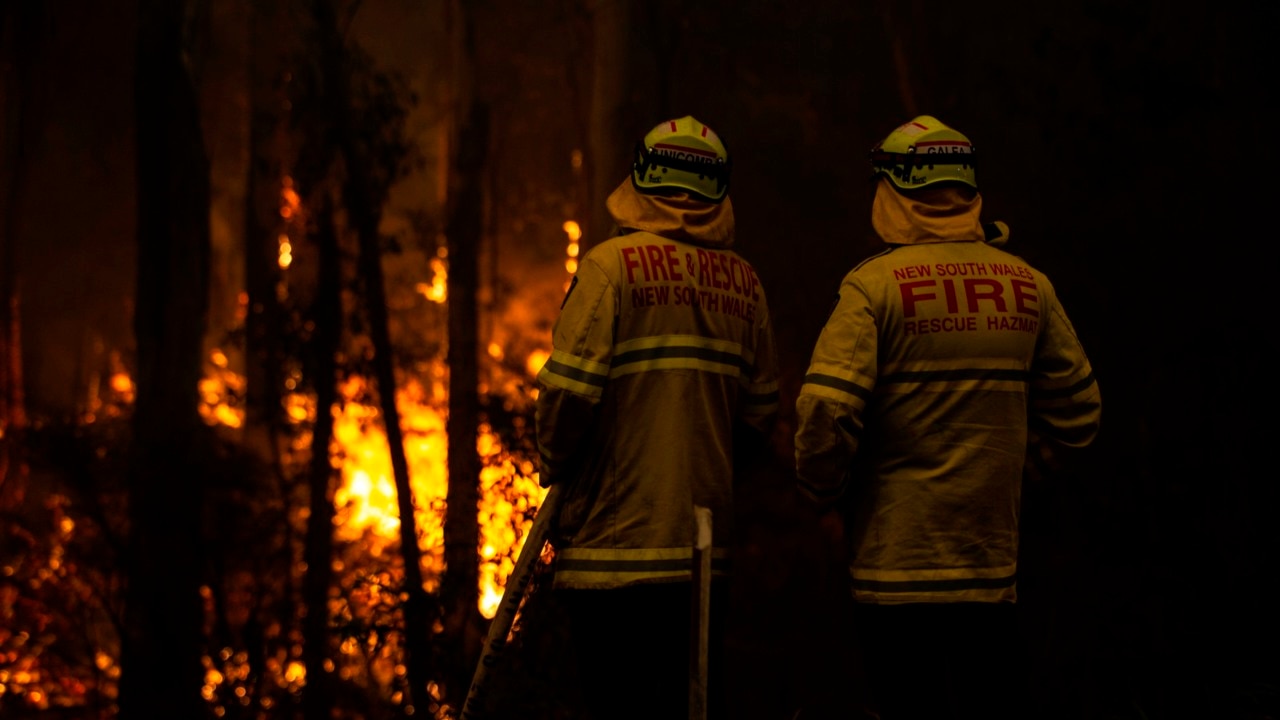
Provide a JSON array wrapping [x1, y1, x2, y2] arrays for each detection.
[[536, 179, 779, 589], [795, 180, 1101, 604]]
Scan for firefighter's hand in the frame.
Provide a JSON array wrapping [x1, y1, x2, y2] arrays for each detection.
[[817, 507, 845, 550], [538, 460, 556, 488]]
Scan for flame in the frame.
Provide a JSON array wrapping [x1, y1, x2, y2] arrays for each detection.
[[280, 177, 301, 220], [563, 221, 580, 274], [323, 373, 547, 611], [562, 219, 580, 292], [526, 349, 549, 378], [108, 372, 133, 395], [10, 257, 551, 715], [416, 246, 449, 304], [278, 234, 293, 269], [278, 177, 301, 269]]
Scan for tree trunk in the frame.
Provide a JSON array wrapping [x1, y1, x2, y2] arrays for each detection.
[[443, 98, 488, 710], [120, 1, 212, 718], [301, 198, 342, 720], [310, 0, 435, 710], [243, 0, 289, 469], [586, 0, 631, 251], [877, 0, 925, 118], [241, 4, 300, 710], [442, 0, 486, 708], [0, 2, 41, 437]]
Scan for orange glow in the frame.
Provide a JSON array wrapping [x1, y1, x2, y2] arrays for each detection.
[[526, 349, 549, 377], [564, 220, 580, 276], [280, 177, 301, 220], [278, 234, 293, 269], [417, 255, 448, 303], [323, 374, 548, 610], [198, 349, 246, 428], [42, 307, 549, 716], [109, 372, 133, 395]]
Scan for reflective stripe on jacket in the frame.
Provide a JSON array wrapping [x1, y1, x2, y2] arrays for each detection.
[[536, 180, 779, 589], [795, 181, 1101, 604]]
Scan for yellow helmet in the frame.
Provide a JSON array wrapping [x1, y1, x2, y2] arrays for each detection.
[[870, 115, 977, 190], [631, 116, 731, 203]]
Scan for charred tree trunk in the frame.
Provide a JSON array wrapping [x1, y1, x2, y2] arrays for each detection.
[[241, 4, 301, 709], [443, 99, 488, 709], [243, 0, 289, 469], [0, 2, 40, 448], [441, 0, 486, 707], [310, 0, 435, 710], [586, 0, 631, 251], [120, 1, 212, 718], [301, 198, 342, 720], [877, 0, 926, 118]]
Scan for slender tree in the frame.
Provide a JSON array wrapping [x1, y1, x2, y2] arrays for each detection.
[[243, 0, 291, 471], [441, 0, 487, 707], [120, 0, 212, 717], [586, 0, 631, 251], [0, 2, 40, 438], [301, 196, 343, 720], [309, 0, 434, 711]]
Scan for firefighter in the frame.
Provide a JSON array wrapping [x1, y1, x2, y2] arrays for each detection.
[[793, 115, 1101, 719], [534, 115, 779, 720]]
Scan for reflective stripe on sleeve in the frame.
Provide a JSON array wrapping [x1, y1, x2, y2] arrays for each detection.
[[537, 349, 610, 399], [850, 563, 1017, 595], [742, 379, 779, 415], [1031, 371, 1097, 401], [554, 546, 731, 588], [800, 372, 872, 406]]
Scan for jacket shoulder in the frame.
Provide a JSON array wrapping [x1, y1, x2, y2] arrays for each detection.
[[846, 246, 900, 277]]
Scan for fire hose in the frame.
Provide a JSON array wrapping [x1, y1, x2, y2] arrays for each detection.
[[459, 483, 564, 720]]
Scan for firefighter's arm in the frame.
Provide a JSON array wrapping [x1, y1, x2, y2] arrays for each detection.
[[741, 289, 780, 436], [534, 255, 618, 488], [1028, 278, 1101, 450], [794, 276, 878, 509]]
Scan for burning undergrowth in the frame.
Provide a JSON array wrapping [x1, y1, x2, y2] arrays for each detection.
[[0, 338, 551, 717]]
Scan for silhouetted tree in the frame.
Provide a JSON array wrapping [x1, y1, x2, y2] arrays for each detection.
[[119, 0, 212, 717], [301, 196, 343, 719], [309, 0, 432, 713], [585, 0, 631, 251], [0, 1, 41, 438], [439, 0, 488, 711]]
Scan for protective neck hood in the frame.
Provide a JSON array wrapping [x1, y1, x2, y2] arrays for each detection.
[[606, 178, 735, 249], [871, 178, 984, 245]]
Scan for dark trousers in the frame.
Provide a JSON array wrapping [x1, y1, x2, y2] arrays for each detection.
[[854, 601, 1033, 720], [557, 582, 728, 720]]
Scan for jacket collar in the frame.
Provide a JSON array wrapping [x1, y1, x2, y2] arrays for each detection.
[[871, 178, 984, 245], [605, 179, 735, 249]]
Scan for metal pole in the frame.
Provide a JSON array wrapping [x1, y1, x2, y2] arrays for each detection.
[[459, 484, 563, 719], [689, 505, 713, 720]]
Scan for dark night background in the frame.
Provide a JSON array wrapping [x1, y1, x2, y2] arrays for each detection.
[[2, 1, 1277, 719]]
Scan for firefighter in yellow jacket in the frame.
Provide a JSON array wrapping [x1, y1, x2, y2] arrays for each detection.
[[535, 116, 778, 720], [794, 115, 1101, 719]]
